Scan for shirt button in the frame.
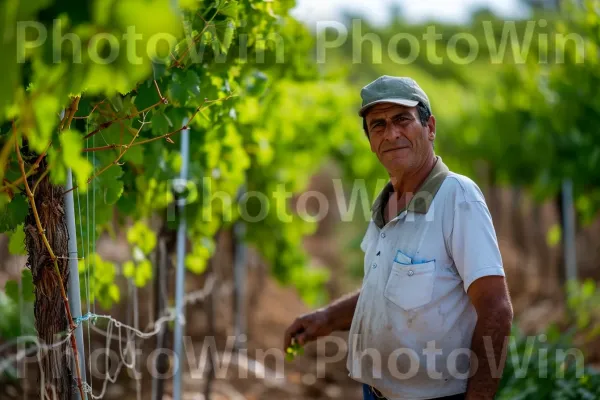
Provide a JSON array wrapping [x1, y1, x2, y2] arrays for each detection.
[[408, 270, 414, 276], [372, 263, 377, 269], [381, 233, 386, 238]]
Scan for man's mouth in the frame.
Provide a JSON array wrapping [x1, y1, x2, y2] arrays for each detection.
[[383, 146, 409, 153]]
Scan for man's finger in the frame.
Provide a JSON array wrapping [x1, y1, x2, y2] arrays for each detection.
[[295, 331, 308, 346], [284, 319, 304, 350], [296, 324, 316, 346]]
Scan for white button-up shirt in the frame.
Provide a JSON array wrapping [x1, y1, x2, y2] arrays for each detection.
[[347, 157, 505, 400]]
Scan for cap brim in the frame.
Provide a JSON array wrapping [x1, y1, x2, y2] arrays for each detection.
[[358, 98, 419, 117]]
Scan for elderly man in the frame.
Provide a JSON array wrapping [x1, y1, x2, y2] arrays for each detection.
[[284, 76, 513, 400]]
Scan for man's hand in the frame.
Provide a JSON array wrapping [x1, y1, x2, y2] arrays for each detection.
[[283, 309, 333, 350], [283, 290, 360, 352]]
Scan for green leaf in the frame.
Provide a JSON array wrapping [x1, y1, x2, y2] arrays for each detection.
[[20, 269, 34, 303], [0, 192, 10, 209], [109, 96, 124, 113], [31, 94, 60, 153], [168, 79, 187, 106], [182, 70, 201, 97], [98, 164, 124, 205], [117, 191, 137, 215], [151, 111, 172, 135], [214, 20, 235, 53], [0, 195, 29, 233], [135, 80, 161, 110], [48, 146, 67, 185], [4, 269, 34, 303], [152, 61, 167, 80], [180, 0, 200, 11], [60, 129, 93, 191], [0, 40, 17, 112], [219, 1, 238, 19], [8, 224, 26, 255], [122, 143, 144, 165], [5, 280, 18, 304], [168, 70, 201, 106]]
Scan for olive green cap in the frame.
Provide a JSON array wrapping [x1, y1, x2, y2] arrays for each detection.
[[358, 75, 431, 117]]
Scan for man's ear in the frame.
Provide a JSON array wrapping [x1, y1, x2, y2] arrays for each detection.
[[427, 115, 436, 142]]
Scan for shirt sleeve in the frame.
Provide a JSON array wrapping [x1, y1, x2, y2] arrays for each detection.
[[450, 199, 505, 292]]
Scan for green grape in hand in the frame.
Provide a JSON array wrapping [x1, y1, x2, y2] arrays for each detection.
[[285, 337, 304, 361]]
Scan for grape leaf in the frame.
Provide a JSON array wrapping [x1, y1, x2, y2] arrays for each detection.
[[60, 129, 93, 191], [116, 190, 137, 215], [168, 78, 187, 106], [99, 165, 124, 205], [0, 195, 29, 233], [134, 79, 161, 110], [0, 192, 10, 210], [219, 1, 238, 19], [48, 146, 67, 185], [5, 280, 18, 304], [32, 94, 60, 153], [21, 269, 35, 303], [122, 143, 144, 164], [168, 70, 201, 106], [0, 41, 17, 112], [151, 111, 172, 135], [4, 269, 34, 303], [152, 61, 167, 80], [8, 224, 26, 255], [182, 70, 201, 97]]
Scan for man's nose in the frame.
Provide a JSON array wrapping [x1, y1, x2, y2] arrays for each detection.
[[383, 122, 402, 140]]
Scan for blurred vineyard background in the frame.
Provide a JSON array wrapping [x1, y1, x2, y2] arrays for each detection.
[[0, 0, 600, 399]]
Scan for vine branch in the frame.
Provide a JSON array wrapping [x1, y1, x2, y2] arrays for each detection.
[[82, 93, 237, 153], [82, 100, 164, 140], [1, 96, 81, 194], [13, 119, 86, 400], [63, 113, 150, 195]]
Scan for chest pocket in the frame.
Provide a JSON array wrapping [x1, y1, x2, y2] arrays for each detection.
[[384, 259, 436, 311]]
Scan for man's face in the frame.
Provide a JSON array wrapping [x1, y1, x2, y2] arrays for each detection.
[[365, 103, 436, 175]]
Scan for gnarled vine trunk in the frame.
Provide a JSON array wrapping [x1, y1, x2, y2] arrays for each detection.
[[24, 163, 72, 400]]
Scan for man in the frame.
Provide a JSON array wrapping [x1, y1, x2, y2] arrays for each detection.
[[283, 76, 513, 400]]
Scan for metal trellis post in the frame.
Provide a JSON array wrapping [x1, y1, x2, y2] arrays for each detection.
[[172, 119, 190, 400], [233, 186, 247, 350], [65, 169, 88, 400], [561, 179, 578, 282]]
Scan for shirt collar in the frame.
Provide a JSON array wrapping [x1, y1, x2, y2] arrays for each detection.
[[371, 156, 450, 228]]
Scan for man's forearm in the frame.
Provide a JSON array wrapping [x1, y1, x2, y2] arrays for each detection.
[[466, 309, 513, 399], [322, 290, 360, 332]]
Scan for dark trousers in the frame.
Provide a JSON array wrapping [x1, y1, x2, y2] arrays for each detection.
[[362, 384, 466, 400]]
